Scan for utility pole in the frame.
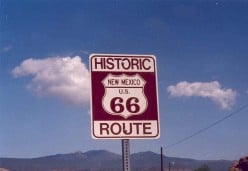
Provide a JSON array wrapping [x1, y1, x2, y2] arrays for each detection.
[[161, 147, 164, 171], [169, 162, 171, 171]]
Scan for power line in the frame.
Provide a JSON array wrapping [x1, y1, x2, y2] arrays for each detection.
[[165, 103, 248, 149]]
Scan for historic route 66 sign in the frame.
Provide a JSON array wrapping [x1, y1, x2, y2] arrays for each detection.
[[90, 54, 160, 139]]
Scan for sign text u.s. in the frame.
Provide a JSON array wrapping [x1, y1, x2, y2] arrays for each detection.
[[90, 54, 160, 139]]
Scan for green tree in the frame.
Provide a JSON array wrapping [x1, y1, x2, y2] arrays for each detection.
[[194, 164, 210, 171]]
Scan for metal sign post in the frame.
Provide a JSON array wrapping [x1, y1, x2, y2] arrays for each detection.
[[122, 139, 131, 171]]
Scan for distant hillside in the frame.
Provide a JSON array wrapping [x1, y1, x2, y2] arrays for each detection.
[[131, 151, 232, 171], [0, 150, 232, 171]]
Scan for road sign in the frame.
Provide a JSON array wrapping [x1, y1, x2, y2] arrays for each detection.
[[90, 54, 160, 139]]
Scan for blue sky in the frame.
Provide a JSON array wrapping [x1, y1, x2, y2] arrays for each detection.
[[1, 1, 248, 160]]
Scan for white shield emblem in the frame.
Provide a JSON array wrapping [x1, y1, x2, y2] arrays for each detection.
[[102, 74, 148, 119]]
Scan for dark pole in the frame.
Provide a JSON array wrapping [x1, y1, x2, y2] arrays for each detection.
[[161, 147, 163, 171], [169, 162, 171, 171], [122, 139, 131, 171]]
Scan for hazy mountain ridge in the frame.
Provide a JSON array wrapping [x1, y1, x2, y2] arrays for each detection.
[[0, 150, 232, 171]]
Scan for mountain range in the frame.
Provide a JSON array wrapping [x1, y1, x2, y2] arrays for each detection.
[[0, 150, 232, 171]]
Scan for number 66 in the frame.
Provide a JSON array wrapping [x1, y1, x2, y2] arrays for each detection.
[[110, 97, 140, 113]]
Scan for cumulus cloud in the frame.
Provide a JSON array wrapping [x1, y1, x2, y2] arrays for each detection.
[[167, 81, 237, 110], [12, 56, 90, 106]]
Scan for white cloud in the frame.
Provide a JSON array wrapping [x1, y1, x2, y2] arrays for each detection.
[[12, 56, 90, 106], [167, 81, 237, 110]]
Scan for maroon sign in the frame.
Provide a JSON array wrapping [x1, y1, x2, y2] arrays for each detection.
[[90, 54, 159, 139]]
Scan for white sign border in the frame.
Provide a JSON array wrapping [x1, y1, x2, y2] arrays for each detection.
[[89, 54, 160, 139]]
